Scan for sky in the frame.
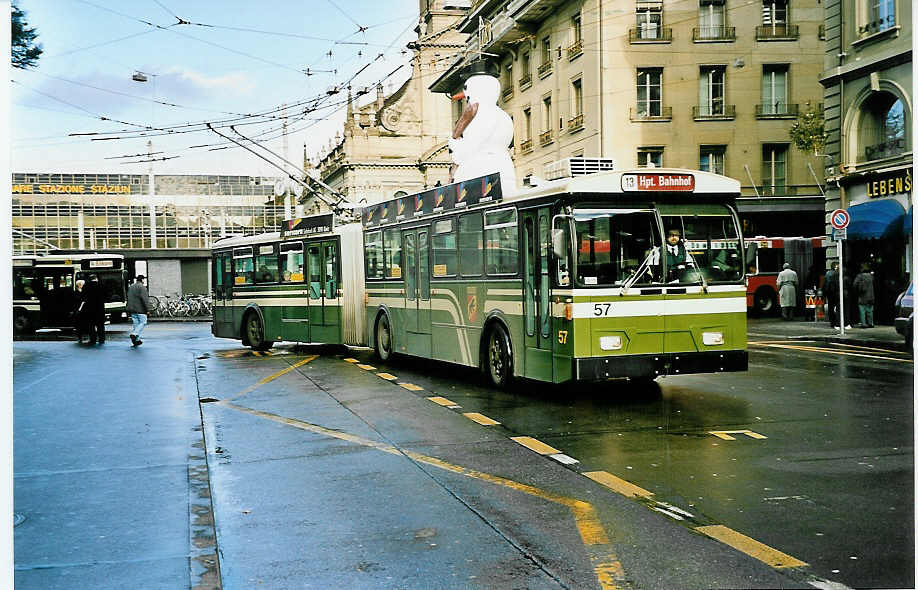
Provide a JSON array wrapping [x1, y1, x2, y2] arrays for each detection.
[[10, 0, 424, 176]]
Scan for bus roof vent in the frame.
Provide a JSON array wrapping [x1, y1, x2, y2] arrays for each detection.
[[543, 157, 617, 181]]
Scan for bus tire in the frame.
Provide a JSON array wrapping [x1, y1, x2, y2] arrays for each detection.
[[244, 311, 273, 351], [374, 312, 393, 361], [753, 288, 778, 316], [13, 310, 32, 336], [485, 324, 512, 388]]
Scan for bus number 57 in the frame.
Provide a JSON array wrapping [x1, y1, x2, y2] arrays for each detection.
[[593, 303, 612, 316]]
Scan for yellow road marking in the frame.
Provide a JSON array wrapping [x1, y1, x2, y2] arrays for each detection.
[[511, 436, 561, 455], [220, 355, 319, 403], [428, 396, 459, 407], [376, 372, 398, 381], [709, 430, 768, 441], [357, 364, 376, 371], [343, 358, 359, 363], [399, 383, 424, 391], [463, 412, 500, 426], [584, 471, 654, 499], [749, 341, 911, 363], [696, 525, 808, 568], [220, 402, 626, 589]]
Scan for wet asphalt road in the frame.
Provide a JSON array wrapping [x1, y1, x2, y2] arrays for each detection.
[[13, 322, 914, 589]]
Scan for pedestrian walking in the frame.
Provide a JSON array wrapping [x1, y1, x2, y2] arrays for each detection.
[[777, 262, 799, 320], [73, 279, 86, 344], [853, 263, 875, 328], [82, 274, 106, 344], [824, 262, 840, 327], [126, 275, 150, 347]]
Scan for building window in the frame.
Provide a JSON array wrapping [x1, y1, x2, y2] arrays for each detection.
[[521, 107, 533, 153], [638, 147, 664, 168], [569, 78, 584, 131], [697, 0, 729, 39], [762, 0, 787, 26], [760, 64, 789, 115], [758, 0, 799, 38], [538, 36, 552, 77], [637, 6, 662, 39], [520, 52, 532, 88], [568, 13, 583, 58], [636, 68, 663, 117], [700, 145, 726, 174], [860, 0, 896, 35], [859, 93, 908, 161], [762, 144, 788, 195], [698, 66, 725, 116], [540, 95, 553, 145], [501, 61, 513, 101]]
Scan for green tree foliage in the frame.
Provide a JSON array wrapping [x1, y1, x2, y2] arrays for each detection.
[[12, 2, 42, 70], [789, 106, 826, 154]]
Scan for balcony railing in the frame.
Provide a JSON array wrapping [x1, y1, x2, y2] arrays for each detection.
[[567, 39, 583, 60], [693, 26, 736, 41], [537, 61, 552, 78], [756, 23, 800, 40], [755, 103, 799, 118], [502, 87, 514, 101], [864, 138, 907, 160], [629, 27, 673, 43], [693, 104, 736, 120], [539, 129, 553, 146], [520, 138, 533, 154], [568, 113, 584, 132], [519, 73, 532, 89], [630, 106, 673, 121]]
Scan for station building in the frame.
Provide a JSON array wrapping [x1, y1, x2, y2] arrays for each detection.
[[12, 172, 284, 297], [819, 0, 911, 323]]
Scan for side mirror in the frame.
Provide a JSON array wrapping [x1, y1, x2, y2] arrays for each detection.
[[552, 228, 568, 258], [744, 242, 758, 267]]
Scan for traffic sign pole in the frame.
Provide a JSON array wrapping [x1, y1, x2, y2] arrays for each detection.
[[830, 209, 850, 335]]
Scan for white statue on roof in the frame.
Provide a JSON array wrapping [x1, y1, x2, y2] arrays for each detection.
[[447, 73, 516, 195]]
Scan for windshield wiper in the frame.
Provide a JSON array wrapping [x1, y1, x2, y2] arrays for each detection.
[[621, 247, 658, 296]]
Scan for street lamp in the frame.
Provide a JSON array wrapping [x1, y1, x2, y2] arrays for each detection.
[[132, 70, 157, 248]]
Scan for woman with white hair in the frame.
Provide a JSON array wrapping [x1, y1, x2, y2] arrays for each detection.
[[777, 262, 799, 321], [73, 279, 86, 343]]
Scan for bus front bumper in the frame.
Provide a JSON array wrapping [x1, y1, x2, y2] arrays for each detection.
[[574, 350, 748, 381]]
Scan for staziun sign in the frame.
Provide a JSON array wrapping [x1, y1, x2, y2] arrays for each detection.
[[12, 184, 133, 194]]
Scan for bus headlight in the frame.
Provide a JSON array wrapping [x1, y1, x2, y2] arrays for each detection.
[[599, 335, 623, 350], [702, 331, 724, 346]]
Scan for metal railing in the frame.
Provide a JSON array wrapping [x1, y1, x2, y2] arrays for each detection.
[[520, 138, 533, 154], [630, 106, 673, 121], [755, 103, 799, 118], [519, 73, 532, 89], [537, 61, 552, 77], [539, 130, 554, 146], [629, 27, 673, 42], [693, 104, 736, 119], [567, 39, 583, 59], [756, 24, 799, 40], [693, 26, 736, 41], [568, 113, 584, 131]]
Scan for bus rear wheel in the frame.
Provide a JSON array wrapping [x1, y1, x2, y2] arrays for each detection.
[[245, 312, 273, 351], [486, 325, 512, 388], [374, 313, 393, 361], [754, 289, 777, 316]]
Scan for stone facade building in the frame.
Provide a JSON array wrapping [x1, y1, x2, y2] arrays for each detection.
[[819, 0, 911, 323], [301, 1, 471, 213], [430, 0, 829, 237]]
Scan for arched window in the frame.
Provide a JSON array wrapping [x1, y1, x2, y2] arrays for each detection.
[[857, 92, 908, 161]]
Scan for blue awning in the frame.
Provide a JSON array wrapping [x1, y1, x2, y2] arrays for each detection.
[[847, 199, 906, 240], [905, 205, 913, 236]]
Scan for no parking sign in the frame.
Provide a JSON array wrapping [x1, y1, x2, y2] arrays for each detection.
[[830, 209, 849, 240]]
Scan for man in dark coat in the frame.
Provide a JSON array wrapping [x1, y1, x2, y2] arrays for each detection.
[[823, 262, 840, 327], [82, 274, 106, 344]]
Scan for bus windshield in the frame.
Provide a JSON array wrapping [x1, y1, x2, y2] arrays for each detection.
[[661, 206, 743, 283], [574, 208, 661, 286]]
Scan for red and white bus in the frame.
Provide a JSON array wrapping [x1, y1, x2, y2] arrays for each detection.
[[745, 236, 827, 315]]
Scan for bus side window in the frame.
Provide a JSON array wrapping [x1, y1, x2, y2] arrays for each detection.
[[384, 228, 402, 279]]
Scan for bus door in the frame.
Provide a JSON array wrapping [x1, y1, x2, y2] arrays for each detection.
[[306, 239, 341, 343], [522, 208, 553, 380], [279, 241, 309, 342], [38, 268, 76, 327], [213, 252, 234, 337], [402, 228, 431, 354]]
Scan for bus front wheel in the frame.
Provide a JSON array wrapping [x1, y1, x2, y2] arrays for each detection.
[[486, 324, 512, 388], [245, 312, 273, 351], [374, 313, 393, 361]]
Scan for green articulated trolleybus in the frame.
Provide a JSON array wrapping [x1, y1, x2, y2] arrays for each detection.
[[212, 160, 751, 387]]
